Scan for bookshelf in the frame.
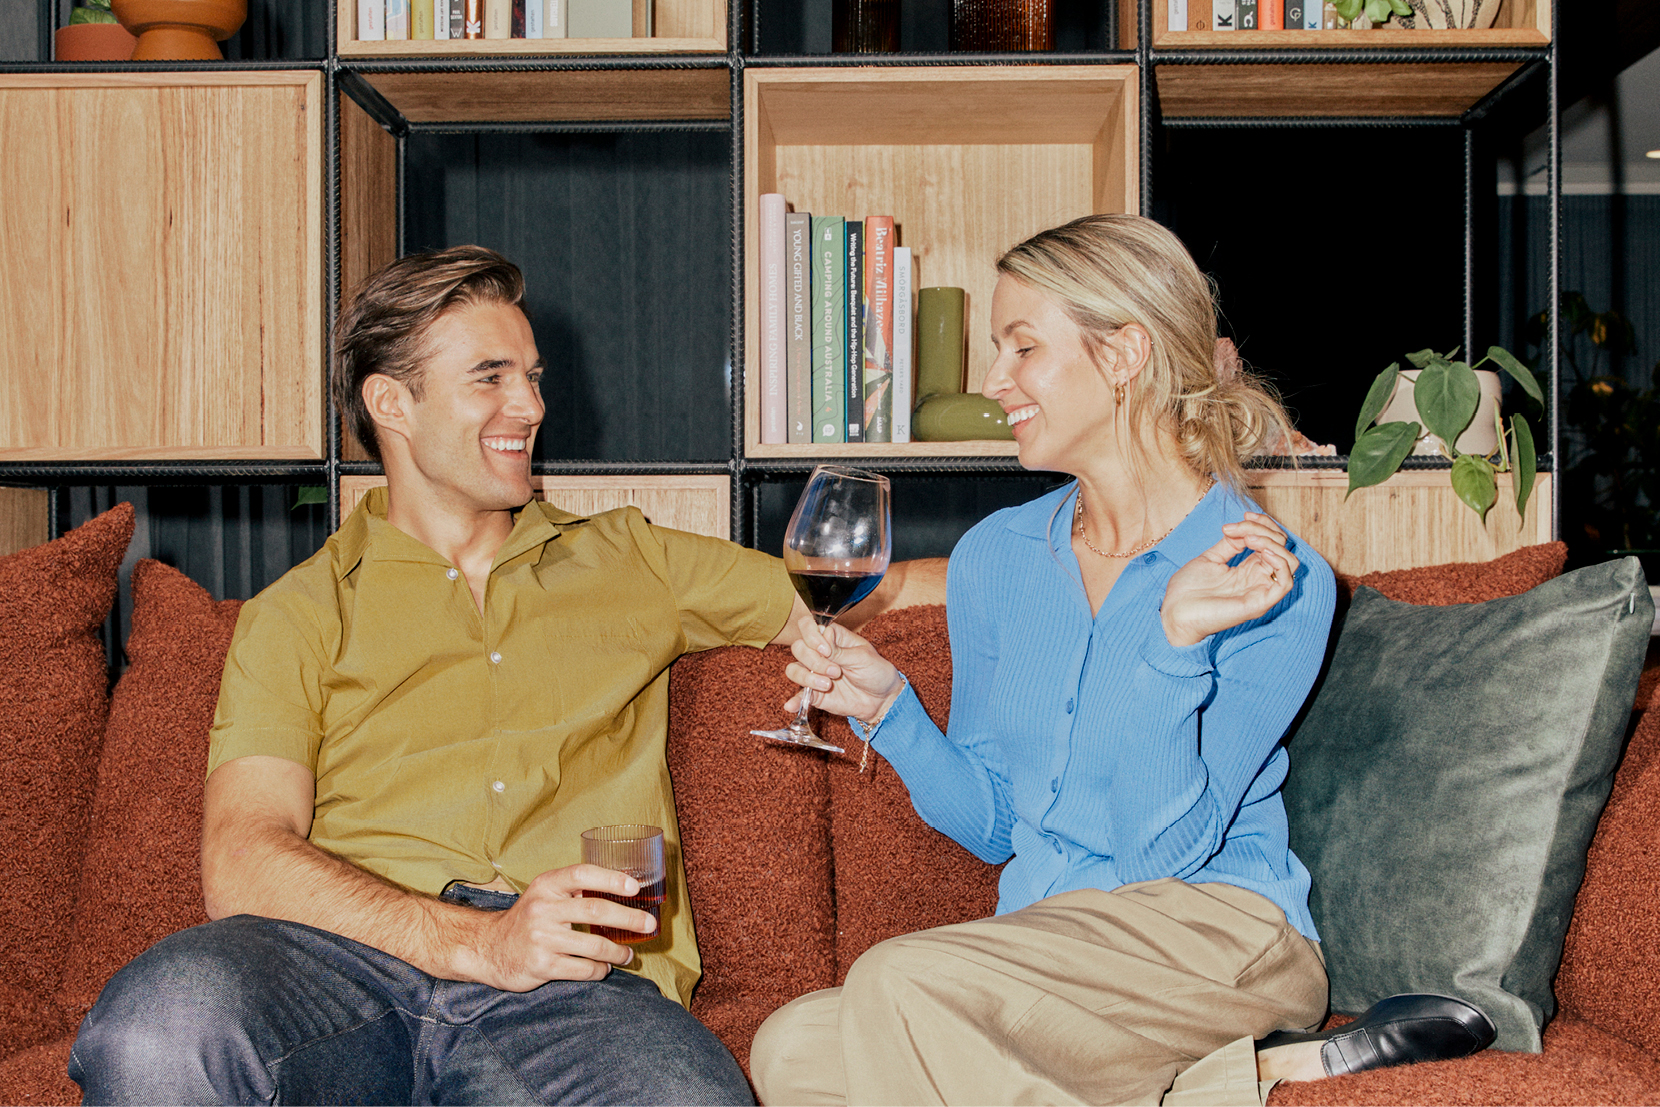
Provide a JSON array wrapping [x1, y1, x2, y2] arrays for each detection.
[[1, 0, 1561, 578]]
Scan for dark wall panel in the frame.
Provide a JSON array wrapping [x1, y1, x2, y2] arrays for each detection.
[[405, 131, 733, 463]]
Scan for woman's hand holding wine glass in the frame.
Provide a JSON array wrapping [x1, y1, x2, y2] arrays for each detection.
[[782, 617, 906, 724]]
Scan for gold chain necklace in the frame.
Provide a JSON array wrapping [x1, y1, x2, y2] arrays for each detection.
[[1074, 480, 1214, 559]]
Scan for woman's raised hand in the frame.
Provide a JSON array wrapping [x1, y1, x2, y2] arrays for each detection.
[[1160, 512, 1299, 648], [785, 615, 906, 724]]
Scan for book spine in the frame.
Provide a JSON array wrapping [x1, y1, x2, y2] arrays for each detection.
[[512, 0, 526, 35], [759, 194, 788, 446], [786, 213, 813, 445], [386, 0, 410, 37], [1298, 0, 1318, 27], [1237, 0, 1256, 29], [861, 216, 895, 444], [811, 218, 846, 444], [1168, 0, 1187, 30], [434, 0, 449, 37], [358, 0, 386, 39], [485, 0, 510, 37], [1212, 0, 1235, 30], [544, 0, 567, 34], [525, 0, 542, 34], [464, 0, 483, 34], [891, 246, 913, 444], [1260, 0, 1282, 29], [844, 221, 864, 443], [413, 0, 434, 37]]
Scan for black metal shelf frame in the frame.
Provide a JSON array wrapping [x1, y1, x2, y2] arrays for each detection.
[[13, 0, 1561, 551]]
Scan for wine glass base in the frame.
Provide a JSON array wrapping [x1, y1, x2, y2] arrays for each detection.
[[751, 727, 845, 754]]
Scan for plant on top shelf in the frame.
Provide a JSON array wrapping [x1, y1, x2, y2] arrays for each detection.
[[1331, 0, 1411, 26], [68, 0, 118, 23], [1348, 345, 1543, 522]]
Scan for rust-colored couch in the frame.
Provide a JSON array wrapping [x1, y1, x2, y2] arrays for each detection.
[[1, 507, 1656, 1104]]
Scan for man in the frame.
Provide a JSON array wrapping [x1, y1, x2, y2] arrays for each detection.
[[68, 246, 815, 1105]]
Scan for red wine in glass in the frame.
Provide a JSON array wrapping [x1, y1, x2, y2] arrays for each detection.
[[753, 465, 892, 753]]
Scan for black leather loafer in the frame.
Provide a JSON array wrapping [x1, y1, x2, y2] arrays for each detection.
[[1258, 993, 1497, 1077]]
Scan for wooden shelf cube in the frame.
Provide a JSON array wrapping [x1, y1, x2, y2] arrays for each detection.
[[0, 72, 324, 461], [335, 0, 727, 58], [349, 66, 731, 125], [742, 64, 1138, 460], [1154, 0, 1548, 48]]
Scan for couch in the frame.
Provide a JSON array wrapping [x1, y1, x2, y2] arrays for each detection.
[[1, 504, 1657, 1104]]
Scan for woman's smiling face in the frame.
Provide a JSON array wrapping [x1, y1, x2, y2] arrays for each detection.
[[981, 274, 1118, 475]]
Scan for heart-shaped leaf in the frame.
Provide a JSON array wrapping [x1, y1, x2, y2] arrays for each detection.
[[1404, 348, 1438, 369], [1451, 454, 1497, 520], [1414, 359, 1481, 454], [1485, 345, 1544, 404], [1333, 0, 1362, 17], [1512, 414, 1536, 519], [1356, 362, 1401, 441], [1347, 421, 1420, 497]]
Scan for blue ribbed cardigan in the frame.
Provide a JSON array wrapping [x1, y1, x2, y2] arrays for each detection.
[[858, 481, 1335, 939]]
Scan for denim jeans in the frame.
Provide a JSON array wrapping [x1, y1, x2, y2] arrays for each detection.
[[68, 886, 753, 1106]]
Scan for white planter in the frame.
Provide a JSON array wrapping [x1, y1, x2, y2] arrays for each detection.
[[1376, 367, 1503, 457]]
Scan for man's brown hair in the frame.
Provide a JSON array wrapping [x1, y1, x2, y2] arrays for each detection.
[[332, 246, 527, 463]]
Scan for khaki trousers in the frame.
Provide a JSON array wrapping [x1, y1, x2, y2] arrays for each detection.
[[750, 879, 1327, 1107]]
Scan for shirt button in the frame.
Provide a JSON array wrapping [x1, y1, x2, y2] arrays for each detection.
[[447, 567, 459, 580], [491, 780, 505, 793], [490, 651, 502, 664], [1065, 698, 1074, 714], [1050, 777, 1059, 792]]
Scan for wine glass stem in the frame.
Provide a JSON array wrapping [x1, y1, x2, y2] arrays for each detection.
[[793, 614, 837, 734]]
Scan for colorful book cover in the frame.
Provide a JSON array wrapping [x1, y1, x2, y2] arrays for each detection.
[[544, 0, 567, 34], [412, 0, 434, 37], [1237, 0, 1257, 29], [485, 0, 510, 37], [358, 0, 386, 39], [844, 220, 864, 443], [861, 216, 895, 444], [1260, 0, 1282, 29], [786, 212, 813, 445], [1212, 0, 1235, 30], [386, 0, 410, 37], [891, 246, 913, 444], [758, 193, 788, 446], [811, 217, 846, 445]]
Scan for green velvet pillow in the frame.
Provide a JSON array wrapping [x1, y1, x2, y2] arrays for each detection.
[[1283, 557, 1653, 1052]]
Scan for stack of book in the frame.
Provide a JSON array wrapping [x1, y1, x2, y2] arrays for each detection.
[[356, 0, 647, 40], [757, 194, 916, 446], [1188, 0, 1355, 29]]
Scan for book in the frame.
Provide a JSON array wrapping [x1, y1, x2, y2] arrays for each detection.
[[758, 193, 788, 446], [526, 0, 542, 35], [810, 218, 846, 444], [1168, 0, 1187, 31], [786, 212, 812, 445], [453, 0, 468, 36], [1212, 0, 1235, 30], [891, 246, 913, 444], [861, 216, 895, 444], [544, 0, 567, 34], [1260, 0, 1282, 29], [386, 0, 410, 37], [435, 0, 449, 37], [412, 0, 434, 37], [844, 220, 864, 443], [569, 0, 632, 36], [485, 0, 510, 37], [358, 0, 386, 39], [1237, 0, 1257, 29], [513, 0, 526, 35]]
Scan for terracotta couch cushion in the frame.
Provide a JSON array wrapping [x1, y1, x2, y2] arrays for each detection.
[[667, 643, 837, 1074], [1337, 541, 1568, 605], [0, 504, 132, 1057], [57, 560, 242, 1024]]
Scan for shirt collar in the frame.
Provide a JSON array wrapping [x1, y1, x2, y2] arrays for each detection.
[[1003, 478, 1231, 566], [331, 487, 588, 581]]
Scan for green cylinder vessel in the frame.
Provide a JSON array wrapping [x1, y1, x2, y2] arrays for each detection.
[[913, 393, 1013, 442], [915, 287, 966, 401]]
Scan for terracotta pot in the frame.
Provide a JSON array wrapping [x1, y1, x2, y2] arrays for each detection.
[[54, 22, 139, 60], [110, 0, 247, 60]]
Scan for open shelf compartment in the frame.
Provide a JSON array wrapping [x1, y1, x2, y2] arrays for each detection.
[[742, 64, 1138, 460], [335, 0, 727, 56], [1154, 0, 1548, 46]]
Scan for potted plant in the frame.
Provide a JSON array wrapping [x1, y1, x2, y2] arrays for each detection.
[[55, 0, 137, 60], [1348, 345, 1542, 522]]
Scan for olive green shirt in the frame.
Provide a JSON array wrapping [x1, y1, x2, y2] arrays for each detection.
[[207, 488, 794, 1006]]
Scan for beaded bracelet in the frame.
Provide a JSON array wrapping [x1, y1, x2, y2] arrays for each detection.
[[850, 672, 909, 774]]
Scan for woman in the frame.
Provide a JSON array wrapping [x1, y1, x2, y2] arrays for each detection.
[[749, 215, 1491, 1106]]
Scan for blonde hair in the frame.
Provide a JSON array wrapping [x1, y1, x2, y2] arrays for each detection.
[[996, 213, 1293, 495]]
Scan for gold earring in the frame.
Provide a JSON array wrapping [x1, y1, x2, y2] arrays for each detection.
[[1114, 381, 1126, 408]]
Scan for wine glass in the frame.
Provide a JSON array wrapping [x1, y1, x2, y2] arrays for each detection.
[[753, 464, 892, 753]]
